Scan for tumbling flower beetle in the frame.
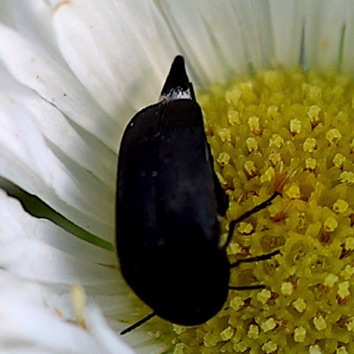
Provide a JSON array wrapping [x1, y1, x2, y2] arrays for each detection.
[[116, 56, 280, 334]]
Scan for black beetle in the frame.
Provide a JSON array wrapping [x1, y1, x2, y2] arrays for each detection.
[[116, 56, 280, 334]]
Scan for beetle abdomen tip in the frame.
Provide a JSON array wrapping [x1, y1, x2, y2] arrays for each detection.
[[160, 55, 195, 102]]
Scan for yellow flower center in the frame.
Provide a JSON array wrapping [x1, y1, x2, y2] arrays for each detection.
[[162, 69, 354, 353]]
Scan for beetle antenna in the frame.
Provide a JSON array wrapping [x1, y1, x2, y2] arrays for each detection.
[[159, 55, 196, 101], [224, 192, 281, 249], [120, 312, 156, 335]]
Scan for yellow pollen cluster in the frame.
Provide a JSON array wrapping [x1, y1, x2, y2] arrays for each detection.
[[166, 69, 354, 353]]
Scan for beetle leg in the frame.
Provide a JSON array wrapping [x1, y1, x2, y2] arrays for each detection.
[[230, 249, 280, 268], [224, 191, 281, 248], [228, 284, 265, 290], [228, 250, 280, 290], [120, 312, 156, 335]]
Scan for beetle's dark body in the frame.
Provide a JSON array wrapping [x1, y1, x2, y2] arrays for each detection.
[[116, 56, 230, 325]]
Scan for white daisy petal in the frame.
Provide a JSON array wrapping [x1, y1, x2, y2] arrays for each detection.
[[0, 1, 13, 26], [269, 0, 304, 67], [0, 71, 115, 238], [157, 0, 275, 85], [52, 0, 179, 118], [8, 0, 62, 60], [157, 0, 245, 85], [0, 189, 117, 285], [0, 189, 115, 263], [0, 186, 127, 325], [0, 239, 118, 285], [0, 189, 131, 350], [0, 23, 118, 149], [0, 271, 132, 353], [0, 115, 113, 240], [4, 83, 116, 187], [303, 0, 350, 70], [85, 305, 135, 354], [341, 4, 354, 72]]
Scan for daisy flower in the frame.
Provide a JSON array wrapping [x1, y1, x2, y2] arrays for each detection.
[[1, 1, 354, 353]]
